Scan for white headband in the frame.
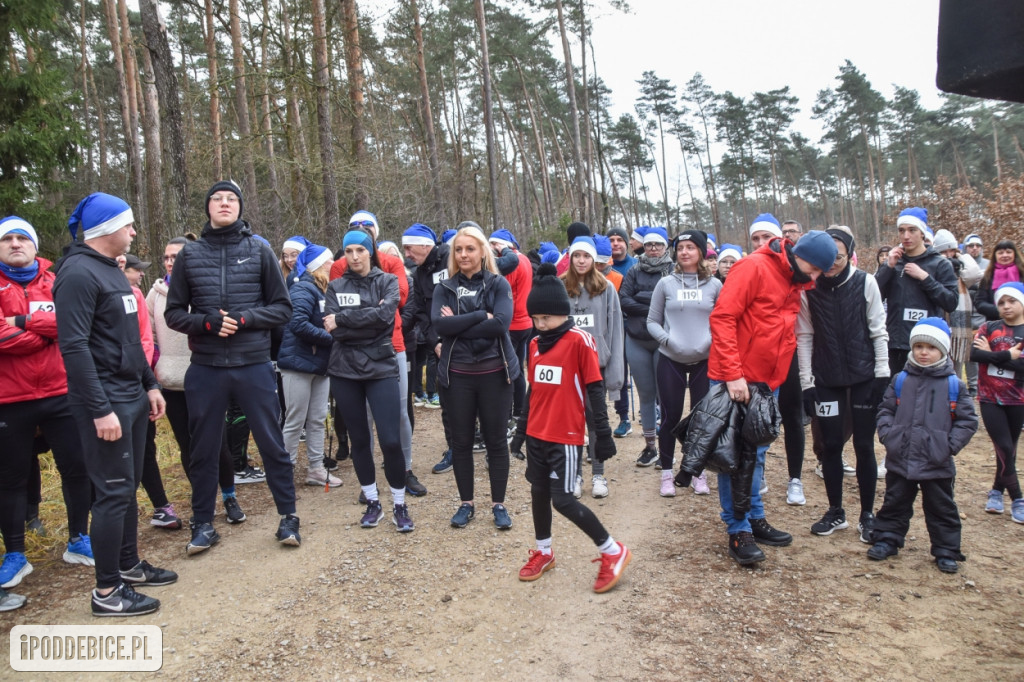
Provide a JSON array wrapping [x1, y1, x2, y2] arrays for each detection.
[[402, 235, 435, 247]]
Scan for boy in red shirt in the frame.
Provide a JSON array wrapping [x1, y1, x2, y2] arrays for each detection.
[[510, 263, 631, 593]]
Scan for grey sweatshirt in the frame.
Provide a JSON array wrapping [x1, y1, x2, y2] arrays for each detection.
[[567, 283, 624, 391], [647, 271, 722, 364]]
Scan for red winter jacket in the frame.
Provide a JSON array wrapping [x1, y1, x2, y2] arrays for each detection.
[[709, 239, 815, 390], [0, 258, 69, 404], [506, 251, 533, 332]]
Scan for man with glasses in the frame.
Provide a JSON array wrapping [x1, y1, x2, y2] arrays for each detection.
[[165, 180, 301, 554]]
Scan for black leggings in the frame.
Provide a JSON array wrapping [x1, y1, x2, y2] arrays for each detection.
[[815, 380, 879, 514], [140, 420, 170, 509], [412, 343, 438, 396], [779, 351, 805, 480], [439, 369, 512, 504], [530, 485, 609, 545], [331, 376, 406, 491], [981, 402, 1024, 500], [655, 356, 708, 469], [0, 396, 91, 552]]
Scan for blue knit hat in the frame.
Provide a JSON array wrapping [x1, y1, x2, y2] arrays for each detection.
[[402, 223, 437, 247], [632, 226, 649, 242], [749, 213, 781, 239], [643, 227, 669, 246], [569, 236, 597, 261], [283, 235, 311, 253], [538, 241, 558, 255], [0, 216, 38, 249], [706, 234, 717, 251], [909, 317, 951, 357], [343, 229, 374, 252], [593, 235, 612, 263], [965, 233, 983, 246], [349, 210, 379, 236], [541, 249, 560, 265], [897, 207, 929, 234], [792, 230, 838, 272], [489, 229, 519, 251], [441, 229, 457, 245], [995, 282, 1024, 309], [718, 244, 742, 262], [68, 192, 134, 241], [295, 243, 331, 278]]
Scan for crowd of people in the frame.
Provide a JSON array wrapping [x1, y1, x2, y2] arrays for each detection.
[[2, 182, 1021, 614]]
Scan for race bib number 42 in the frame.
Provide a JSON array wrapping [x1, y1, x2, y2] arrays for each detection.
[[534, 365, 562, 385], [903, 308, 926, 322], [335, 293, 361, 307]]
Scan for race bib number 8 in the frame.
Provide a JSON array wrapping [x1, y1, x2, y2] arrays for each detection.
[[122, 294, 138, 315], [677, 289, 702, 303], [988, 364, 1015, 380], [336, 293, 361, 307], [815, 400, 839, 417], [903, 308, 926, 322], [29, 301, 55, 314], [573, 314, 594, 329], [534, 365, 562, 385]]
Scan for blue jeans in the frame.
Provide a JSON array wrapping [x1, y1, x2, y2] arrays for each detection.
[[710, 380, 777, 534]]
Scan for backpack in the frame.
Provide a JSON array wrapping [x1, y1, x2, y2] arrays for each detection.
[[892, 371, 959, 418]]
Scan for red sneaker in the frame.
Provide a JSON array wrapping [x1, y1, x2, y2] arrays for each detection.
[[592, 542, 631, 593], [519, 550, 556, 581]]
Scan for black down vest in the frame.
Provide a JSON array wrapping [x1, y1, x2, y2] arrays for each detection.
[[806, 268, 875, 387]]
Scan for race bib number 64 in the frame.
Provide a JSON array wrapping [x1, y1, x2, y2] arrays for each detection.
[[534, 365, 562, 385]]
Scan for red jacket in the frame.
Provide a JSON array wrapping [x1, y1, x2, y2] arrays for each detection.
[[331, 250, 409, 352], [506, 251, 533, 332], [0, 258, 68, 404], [709, 239, 815, 390]]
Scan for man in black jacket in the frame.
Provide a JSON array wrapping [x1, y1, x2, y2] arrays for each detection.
[[56, 192, 176, 617], [165, 180, 300, 554]]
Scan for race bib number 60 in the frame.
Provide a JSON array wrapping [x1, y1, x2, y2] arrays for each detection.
[[534, 365, 562, 385]]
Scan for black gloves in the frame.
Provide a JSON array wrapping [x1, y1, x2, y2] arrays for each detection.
[[802, 387, 817, 418], [227, 311, 249, 329], [509, 433, 525, 460], [594, 432, 616, 462], [203, 314, 225, 335], [871, 376, 890, 408]]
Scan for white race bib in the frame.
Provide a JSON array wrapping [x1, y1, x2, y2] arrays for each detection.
[[534, 365, 562, 385], [903, 308, 927, 322], [319, 299, 326, 313], [122, 294, 138, 315], [815, 401, 839, 417], [432, 269, 449, 285], [573, 314, 594, 329], [677, 289, 702, 303], [988, 363, 1015, 380], [28, 301, 55, 314], [335, 292, 361, 307]]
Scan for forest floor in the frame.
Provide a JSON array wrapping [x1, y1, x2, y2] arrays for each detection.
[[3, 401, 1024, 681]]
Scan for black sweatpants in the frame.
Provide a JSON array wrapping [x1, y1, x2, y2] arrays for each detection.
[[873, 472, 963, 560], [815, 380, 878, 515], [981, 402, 1024, 500], [72, 394, 149, 589], [779, 350, 805, 480], [184, 363, 295, 523], [330, 376, 406, 491], [439, 369, 512, 504], [140, 420, 170, 509], [0, 396, 91, 553], [164, 389, 234, 492]]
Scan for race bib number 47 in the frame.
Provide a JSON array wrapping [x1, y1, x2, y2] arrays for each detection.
[[815, 400, 839, 417], [534, 365, 562, 385]]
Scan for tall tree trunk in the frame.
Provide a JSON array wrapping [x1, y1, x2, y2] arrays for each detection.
[[279, 0, 309, 213], [578, 0, 594, 225], [340, 0, 368, 210], [204, 0, 222, 179], [88, 63, 108, 190], [472, 0, 500, 228], [116, 0, 144, 217], [259, 0, 281, 231], [862, 130, 880, 242], [139, 0, 189, 232], [311, 0, 340, 235], [79, 1, 93, 188], [102, 0, 142, 209], [555, 0, 585, 221], [229, 0, 259, 220], [410, 0, 444, 226], [514, 61, 553, 224], [139, 46, 163, 251]]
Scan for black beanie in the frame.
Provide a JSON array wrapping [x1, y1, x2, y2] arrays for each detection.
[[607, 227, 629, 244], [676, 229, 708, 258], [206, 180, 244, 220], [825, 227, 855, 257], [527, 263, 571, 316], [566, 221, 591, 244]]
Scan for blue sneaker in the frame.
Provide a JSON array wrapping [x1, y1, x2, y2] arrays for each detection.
[[450, 503, 475, 528], [393, 504, 415, 533], [492, 504, 512, 530], [431, 449, 453, 474], [426, 394, 441, 409], [613, 419, 632, 438], [0, 553, 33, 588], [64, 534, 95, 566], [986, 490, 1004, 514], [1012, 499, 1024, 524], [360, 500, 384, 528]]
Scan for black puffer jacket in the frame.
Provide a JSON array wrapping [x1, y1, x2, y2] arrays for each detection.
[[619, 254, 673, 341], [875, 247, 958, 349], [674, 382, 780, 515], [411, 244, 450, 348], [806, 268, 875, 386], [164, 220, 291, 367], [324, 267, 400, 381]]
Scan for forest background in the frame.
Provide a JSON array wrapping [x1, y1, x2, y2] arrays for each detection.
[[5, 0, 1024, 267]]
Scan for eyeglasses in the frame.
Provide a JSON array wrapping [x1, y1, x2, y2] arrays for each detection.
[[209, 194, 238, 203], [350, 220, 376, 228], [833, 253, 848, 265], [644, 242, 666, 249]]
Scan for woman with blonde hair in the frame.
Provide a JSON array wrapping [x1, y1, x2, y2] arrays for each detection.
[[280, 235, 309, 285], [432, 225, 520, 529]]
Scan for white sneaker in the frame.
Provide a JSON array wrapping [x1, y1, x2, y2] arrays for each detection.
[[692, 471, 710, 495], [786, 478, 806, 505], [306, 467, 342, 488], [842, 459, 856, 477], [877, 458, 887, 477], [814, 463, 824, 479], [573, 474, 583, 499], [592, 475, 609, 498]]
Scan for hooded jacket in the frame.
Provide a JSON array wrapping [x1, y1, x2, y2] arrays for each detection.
[[53, 242, 158, 416], [647, 271, 722, 365], [876, 357, 978, 479], [324, 266, 400, 381], [278, 272, 333, 376], [875, 247, 958, 349], [146, 277, 190, 390], [619, 253, 674, 342], [164, 220, 292, 367], [709, 239, 816, 390], [431, 268, 520, 388], [331, 250, 408, 353], [0, 258, 68, 404]]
